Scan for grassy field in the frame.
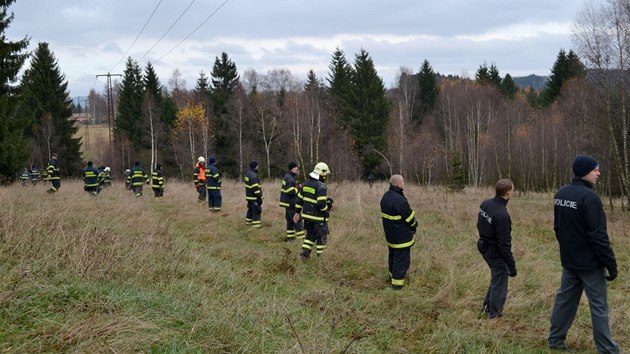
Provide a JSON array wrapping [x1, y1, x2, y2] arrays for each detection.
[[75, 124, 111, 163], [0, 179, 628, 353]]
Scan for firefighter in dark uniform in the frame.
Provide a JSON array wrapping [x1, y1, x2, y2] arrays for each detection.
[[128, 161, 149, 197], [380, 174, 417, 289], [83, 161, 100, 195], [29, 165, 40, 185], [244, 160, 263, 227], [476, 179, 516, 319], [123, 169, 131, 190], [102, 167, 112, 188], [193, 156, 207, 202], [152, 164, 165, 198], [46, 153, 61, 194], [97, 165, 106, 193], [298, 162, 332, 258], [206, 156, 222, 212], [19, 167, 30, 186], [279, 162, 304, 241]]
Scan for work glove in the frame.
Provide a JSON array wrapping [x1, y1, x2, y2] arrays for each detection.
[[508, 266, 517, 277], [605, 268, 617, 281], [326, 198, 334, 211], [257, 197, 263, 206]]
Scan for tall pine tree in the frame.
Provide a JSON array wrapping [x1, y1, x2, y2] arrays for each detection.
[[347, 49, 391, 175], [116, 57, 144, 148], [18, 42, 83, 176], [210, 52, 239, 171], [327, 47, 353, 127], [0, 0, 29, 182], [417, 59, 439, 120], [539, 49, 584, 108]]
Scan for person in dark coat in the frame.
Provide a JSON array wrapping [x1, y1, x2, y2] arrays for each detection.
[[83, 161, 100, 195], [298, 162, 332, 258], [279, 162, 304, 241], [476, 179, 516, 318], [548, 156, 620, 353], [206, 156, 222, 212], [46, 153, 61, 194], [380, 174, 418, 290], [244, 160, 263, 227]]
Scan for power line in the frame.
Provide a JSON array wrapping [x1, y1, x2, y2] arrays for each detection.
[[155, 0, 231, 63], [139, 0, 197, 63], [109, 0, 164, 72]]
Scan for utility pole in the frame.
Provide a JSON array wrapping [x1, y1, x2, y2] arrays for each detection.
[[96, 72, 122, 170]]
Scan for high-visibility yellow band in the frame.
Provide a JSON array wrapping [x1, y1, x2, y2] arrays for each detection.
[[382, 213, 402, 220], [388, 239, 415, 249], [405, 211, 416, 223]]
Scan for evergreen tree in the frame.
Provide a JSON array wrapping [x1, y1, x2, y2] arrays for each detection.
[[116, 57, 144, 148], [538, 49, 585, 108], [305, 69, 323, 92], [475, 63, 491, 85], [0, 0, 29, 182], [347, 49, 391, 175], [17, 42, 83, 176], [500, 74, 518, 99], [194, 71, 211, 99], [417, 59, 439, 119], [327, 47, 353, 127], [488, 63, 501, 87], [210, 52, 239, 168]]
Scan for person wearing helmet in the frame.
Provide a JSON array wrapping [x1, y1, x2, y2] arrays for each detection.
[[279, 162, 304, 241], [297, 162, 333, 258], [244, 160, 263, 227], [128, 161, 149, 197], [152, 164, 165, 198], [194, 156, 207, 202], [123, 168, 132, 190], [97, 165, 106, 193], [102, 166, 112, 188], [206, 156, 222, 212]]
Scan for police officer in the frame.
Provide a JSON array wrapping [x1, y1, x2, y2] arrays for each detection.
[[380, 174, 418, 290], [244, 160, 263, 227], [206, 156, 222, 212], [83, 161, 100, 195], [128, 161, 149, 197], [152, 164, 165, 198], [279, 162, 304, 241], [298, 162, 332, 258], [476, 179, 516, 319], [548, 156, 620, 353], [46, 153, 61, 194]]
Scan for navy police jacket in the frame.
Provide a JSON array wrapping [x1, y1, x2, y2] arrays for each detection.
[[477, 196, 516, 272], [554, 178, 617, 273]]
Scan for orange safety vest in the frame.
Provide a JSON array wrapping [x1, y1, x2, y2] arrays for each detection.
[[196, 164, 206, 181]]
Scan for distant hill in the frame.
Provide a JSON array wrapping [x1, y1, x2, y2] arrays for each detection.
[[513, 74, 548, 91]]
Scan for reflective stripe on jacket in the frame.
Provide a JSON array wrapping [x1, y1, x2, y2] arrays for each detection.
[[83, 166, 100, 187], [380, 184, 417, 248], [206, 164, 221, 190], [297, 176, 328, 222], [244, 169, 262, 200], [279, 172, 300, 208]]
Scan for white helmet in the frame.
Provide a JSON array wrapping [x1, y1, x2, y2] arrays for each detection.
[[197, 156, 206, 163], [313, 162, 330, 177], [104, 167, 110, 172]]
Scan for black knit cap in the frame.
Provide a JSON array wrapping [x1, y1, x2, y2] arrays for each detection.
[[572, 155, 599, 177], [288, 162, 298, 170], [249, 160, 258, 169]]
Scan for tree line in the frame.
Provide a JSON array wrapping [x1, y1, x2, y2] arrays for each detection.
[[1, 0, 629, 207]]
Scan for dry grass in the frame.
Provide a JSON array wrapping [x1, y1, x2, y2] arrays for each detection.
[[0, 179, 628, 353]]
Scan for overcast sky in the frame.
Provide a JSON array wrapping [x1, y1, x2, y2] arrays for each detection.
[[6, 0, 586, 97]]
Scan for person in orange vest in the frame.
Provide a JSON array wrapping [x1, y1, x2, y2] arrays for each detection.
[[193, 156, 207, 202]]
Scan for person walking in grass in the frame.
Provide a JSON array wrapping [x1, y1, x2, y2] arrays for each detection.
[[193, 156, 207, 203], [83, 161, 100, 195], [46, 153, 61, 194], [244, 160, 263, 227], [380, 174, 418, 290], [206, 156, 222, 212], [476, 178, 517, 319], [29, 165, 40, 185], [548, 156, 620, 353], [19, 167, 30, 186], [279, 162, 304, 241], [128, 161, 149, 197], [152, 164, 164, 198]]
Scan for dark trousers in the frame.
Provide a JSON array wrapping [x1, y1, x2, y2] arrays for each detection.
[[284, 207, 304, 240], [197, 182, 206, 201], [388, 246, 411, 287], [48, 179, 61, 193], [549, 267, 620, 353], [208, 190, 222, 211], [246, 200, 261, 227], [480, 246, 509, 318], [153, 188, 164, 198], [301, 221, 328, 258], [132, 185, 144, 197], [84, 185, 98, 195]]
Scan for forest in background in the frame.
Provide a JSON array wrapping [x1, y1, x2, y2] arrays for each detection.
[[3, 0, 630, 207]]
